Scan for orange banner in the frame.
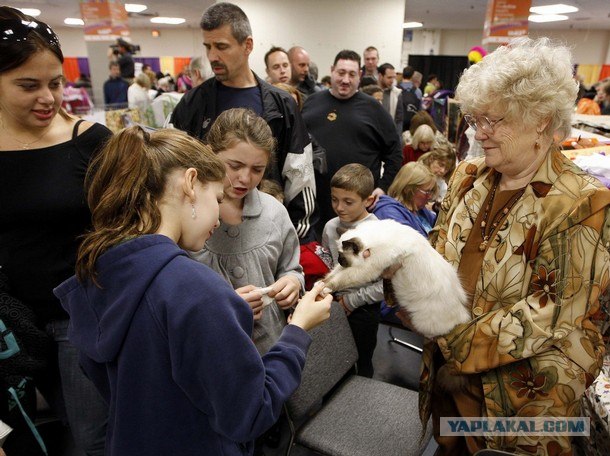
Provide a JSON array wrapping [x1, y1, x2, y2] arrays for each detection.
[[483, 0, 531, 46], [63, 57, 80, 82], [80, 0, 129, 41]]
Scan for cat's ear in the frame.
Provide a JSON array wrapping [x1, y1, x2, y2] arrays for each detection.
[[341, 238, 363, 255]]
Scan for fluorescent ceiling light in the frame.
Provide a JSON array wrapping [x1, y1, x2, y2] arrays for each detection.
[[530, 4, 578, 15], [125, 4, 148, 13], [528, 14, 569, 23], [403, 22, 423, 29], [150, 17, 185, 25], [64, 18, 84, 26], [16, 8, 41, 17], [527, 14, 569, 22]]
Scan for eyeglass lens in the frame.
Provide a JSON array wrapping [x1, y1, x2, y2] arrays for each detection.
[[464, 115, 495, 133]]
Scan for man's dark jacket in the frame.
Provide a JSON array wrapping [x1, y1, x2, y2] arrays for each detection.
[[170, 73, 316, 241]]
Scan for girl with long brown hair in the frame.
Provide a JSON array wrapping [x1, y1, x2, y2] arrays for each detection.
[[193, 108, 305, 355], [54, 126, 331, 456]]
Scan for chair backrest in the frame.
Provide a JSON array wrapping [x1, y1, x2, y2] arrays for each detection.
[[286, 302, 358, 421]]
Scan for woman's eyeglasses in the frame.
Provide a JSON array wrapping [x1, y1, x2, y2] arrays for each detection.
[[1, 19, 60, 48], [463, 114, 504, 134], [417, 189, 435, 198]]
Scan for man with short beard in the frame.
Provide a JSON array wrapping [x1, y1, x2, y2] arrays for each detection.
[[378, 62, 404, 134], [170, 2, 317, 242]]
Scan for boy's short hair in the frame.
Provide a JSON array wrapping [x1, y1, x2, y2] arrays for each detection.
[[360, 84, 382, 97], [330, 163, 374, 200]]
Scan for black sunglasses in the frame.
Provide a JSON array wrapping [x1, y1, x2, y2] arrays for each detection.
[[0, 19, 60, 47]]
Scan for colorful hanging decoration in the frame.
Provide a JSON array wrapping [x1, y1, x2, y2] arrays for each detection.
[[468, 46, 488, 64]]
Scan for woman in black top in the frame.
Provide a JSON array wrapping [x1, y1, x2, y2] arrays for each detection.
[[0, 7, 110, 455]]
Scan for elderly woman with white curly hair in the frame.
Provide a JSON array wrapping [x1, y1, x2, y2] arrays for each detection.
[[418, 37, 610, 455]]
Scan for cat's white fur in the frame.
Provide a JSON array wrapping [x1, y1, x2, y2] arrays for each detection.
[[323, 219, 470, 339]]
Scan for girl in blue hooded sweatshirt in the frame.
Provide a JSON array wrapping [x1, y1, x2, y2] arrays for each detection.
[[53, 127, 332, 456]]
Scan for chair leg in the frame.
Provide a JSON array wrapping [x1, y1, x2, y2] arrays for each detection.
[[388, 326, 423, 353], [284, 404, 296, 456]]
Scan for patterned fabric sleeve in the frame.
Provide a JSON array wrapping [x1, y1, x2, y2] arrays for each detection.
[[437, 194, 610, 378]]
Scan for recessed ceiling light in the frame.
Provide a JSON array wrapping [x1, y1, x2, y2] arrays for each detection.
[[403, 22, 423, 29], [528, 14, 569, 23], [64, 18, 85, 26], [16, 8, 41, 17], [150, 17, 185, 25], [125, 4, 148, 13], [530, 4, 578, 15]]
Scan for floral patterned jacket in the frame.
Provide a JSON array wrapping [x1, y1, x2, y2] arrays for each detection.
[[425, 150, 610, 453]]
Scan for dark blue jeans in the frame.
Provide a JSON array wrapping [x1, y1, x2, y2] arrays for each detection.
[[44, 319, 107, 456]]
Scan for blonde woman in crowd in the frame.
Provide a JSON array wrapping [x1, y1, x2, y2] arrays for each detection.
[[402, 124, 436, 164], [372, 162, 438, 237], [127, 72, 152, 112], [418, 143, 457, 204]]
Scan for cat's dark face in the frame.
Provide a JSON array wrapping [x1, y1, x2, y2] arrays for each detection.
[[337, 237, 364, 267]]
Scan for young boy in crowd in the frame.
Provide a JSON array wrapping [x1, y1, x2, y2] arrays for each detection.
[[322, 164, 383, 377]]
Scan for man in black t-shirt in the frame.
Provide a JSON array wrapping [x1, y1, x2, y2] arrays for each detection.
[[170, 2, 316, 242], [302, 50, 403, 232]]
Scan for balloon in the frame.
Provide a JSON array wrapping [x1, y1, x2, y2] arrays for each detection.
[[468, 46, 488, 64], [468, 50, 483, 63]]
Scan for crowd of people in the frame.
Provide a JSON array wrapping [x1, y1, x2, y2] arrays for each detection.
[[103, 63, 194, 109], [1, 2, 610, 456]]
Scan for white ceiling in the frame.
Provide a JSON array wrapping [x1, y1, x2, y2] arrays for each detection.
[[405, 0, 610, 30], [6, 0, 610, 30]]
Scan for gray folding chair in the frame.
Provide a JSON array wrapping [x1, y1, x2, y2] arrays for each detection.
[[285, 302, 431, 456]]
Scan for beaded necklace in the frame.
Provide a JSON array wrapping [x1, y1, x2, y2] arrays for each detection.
[[479, 175, 526, 252]]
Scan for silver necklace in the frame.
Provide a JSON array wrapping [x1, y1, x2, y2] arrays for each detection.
[[3, 127, 51, 150]]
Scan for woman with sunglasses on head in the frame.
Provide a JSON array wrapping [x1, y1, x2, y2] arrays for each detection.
[[0, 6, 109, 455], [406, 37, 610, 455]]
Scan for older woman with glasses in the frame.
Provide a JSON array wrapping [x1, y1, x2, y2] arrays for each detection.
[[414, 37, 610, 455], [0, 6, 109, 455]]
